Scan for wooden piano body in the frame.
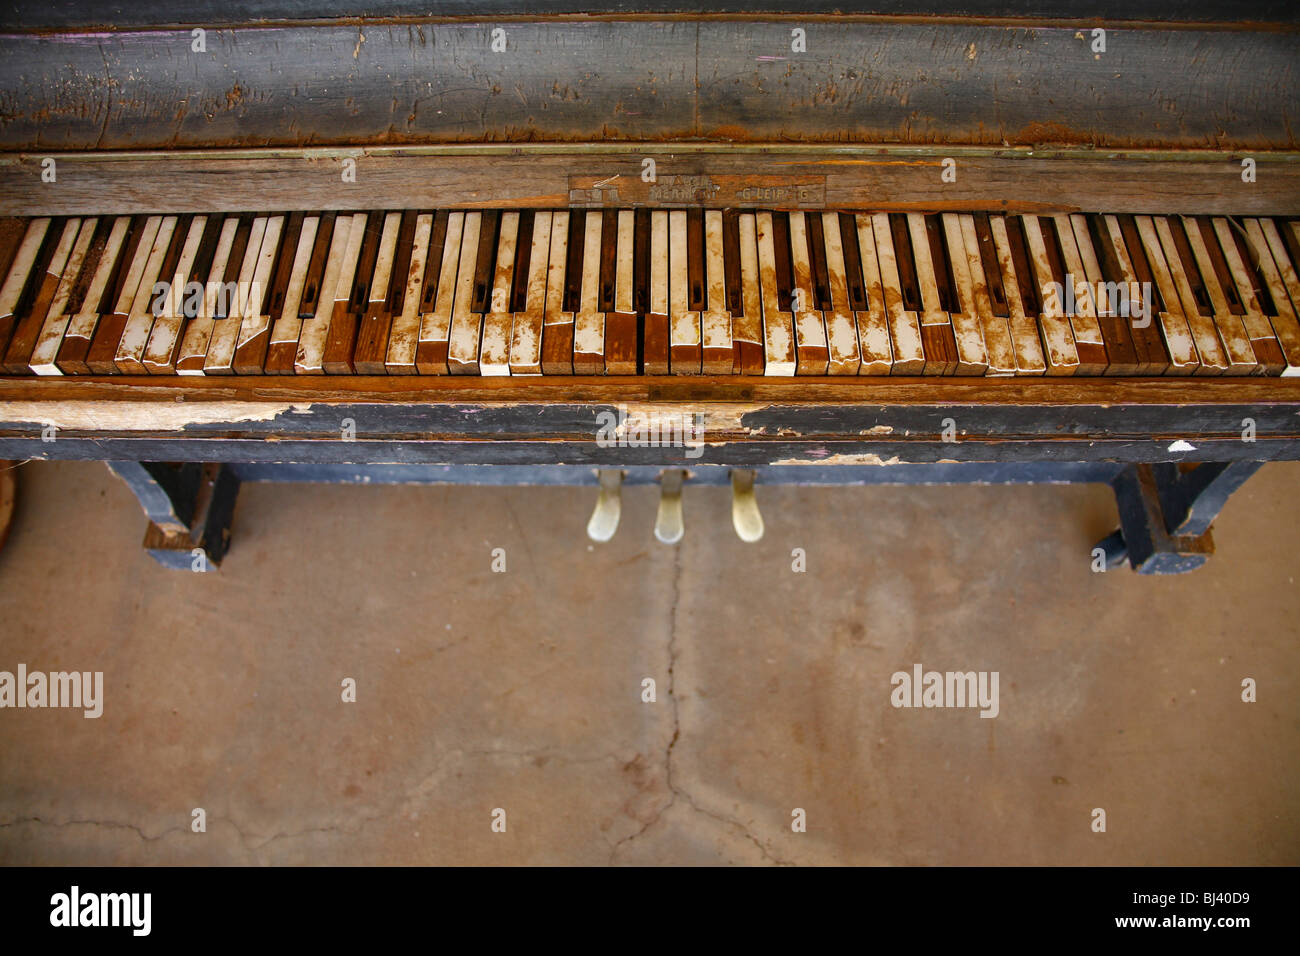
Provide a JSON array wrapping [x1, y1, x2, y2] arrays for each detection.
[[0, 1, 1297, 572]]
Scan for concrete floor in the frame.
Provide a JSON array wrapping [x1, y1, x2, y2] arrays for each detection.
[[0, 459, 1296, 865]]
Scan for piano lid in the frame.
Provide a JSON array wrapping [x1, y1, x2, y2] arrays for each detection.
[[0, 4, 1296, 152]]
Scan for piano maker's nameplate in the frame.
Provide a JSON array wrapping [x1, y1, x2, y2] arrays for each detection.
[[569, 174, 827, 208]]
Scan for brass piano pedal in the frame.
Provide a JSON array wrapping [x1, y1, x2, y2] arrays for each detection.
[[586, 469, 623, 543], [730, 469, 764, 543], [654, 468, 686, 544]]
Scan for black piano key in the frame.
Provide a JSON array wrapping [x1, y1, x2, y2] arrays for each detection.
[[0, 218, 28, 287], [633, 207, 651, 374], [972, 213, 1009, 318], [349, 211, 384, 313], [713, 208, 739, 320], [1079, 214, 1141, 375], [215, 214, 254, 318], [888, 213, 923, 314], [925, 214, 959, 314], [63, 217, 114, 317], [385, 210, 419, 316], [1002, 215, 1041, 316], [1167, 217, 1214, 317], [262, 213, 302, 321], [562, 209, 584, 315], [598, 208, 618, 314], [510, 210, 534, 314], [470, 209, 500, 315], [839, 211, 868, 313], [419, 210, 450, 314], [3, 217, 68, 373], [1113, 214, 1173, 373], [298, 211, 336, 317], [1193, 216, 1245, 315], [772, 211, 795, 312], [686, 208, 705, 312], [805, 212, 832, 311], [1225, 218, 1277, 316]]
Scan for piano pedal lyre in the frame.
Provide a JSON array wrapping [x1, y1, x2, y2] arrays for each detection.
[[730, 469, 764, 543], [586, 468, 623, 543], [654, 469, 686, 544]]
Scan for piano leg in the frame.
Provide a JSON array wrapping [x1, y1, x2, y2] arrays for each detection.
[[1151, 461, 1265, 537], [1102, 461, 1263, 574], [107, 461, 240, 571], [82, 457, 1263, 574]]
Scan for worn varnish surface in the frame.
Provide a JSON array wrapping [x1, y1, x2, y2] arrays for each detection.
[[9, 1, 1300, 30], [1, 21, 1295, 151], [3, 375, 1299, 465], [4, 148, 1298, 218]]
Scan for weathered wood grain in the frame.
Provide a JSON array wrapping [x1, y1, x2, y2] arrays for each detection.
[[7, 1, 1298, 31], [4, 147, 1294, 219], [0, 21, 1294, 151]]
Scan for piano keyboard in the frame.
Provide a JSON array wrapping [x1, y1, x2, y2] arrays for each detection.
[[2, 209, 1299, 378]]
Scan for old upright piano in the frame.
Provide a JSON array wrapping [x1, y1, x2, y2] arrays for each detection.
[[0, 1, 1297, 571]]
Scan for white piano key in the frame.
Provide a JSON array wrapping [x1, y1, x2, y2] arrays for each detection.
[[117, 214, 177, 371], [650, 210, 669, 316], [30, 217, 96, 375], [1099, 214, 1159, 373], [1020, 215, 1080, 375], [204, 215, 265, 374], [605, 209, 638, 375], [1051, 214, 1103, 346], [1151, 215, 1228, 373], [939, 212, 989, 374], [481, 210, 519, 376], [958, 213, 1015, 376], [508, 210, 551, 376], [0, 218, 51, 320], [1133, 215, 1200, 374], [1211, 216, 1288, 372], [734, 212, 765, 361], [1244, 217, 1300, 374], [668, 209, 700, 373], [447, 211, 483, 374], [418, 211, 464, 372], [1178, 215, 1256, 373], [227, 213, 284, 370], [335, 213, 368, 310], [111, 216, 161, 320], [818, 211, 860, 375], [267, 214, 320, 358], [615, 209, 635, 315], [906, 213, 947, 329], [386, 212, 431, 373], [62, 216, 131, 371], [701, 209, 733, 374], [756, 211, 795, 376], [572, 210, 605, 374], [369, 212, 402, 306], [141, 215, 209, 374], [296, 213, 354, 374], [177, 216, 240, 375], [539, 209, 574, 374], [989, 215, 1046, 375], [788, 211, 827, 374], [870, 213, 924, 374], [643, 209, 670, 374], [851, 213, 894, 375]]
